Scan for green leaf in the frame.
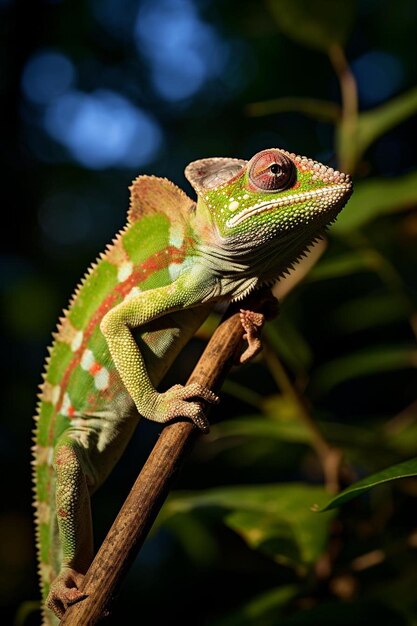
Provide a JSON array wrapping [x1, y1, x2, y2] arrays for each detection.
[[358, 86, 417, 148], [266, 0, 356, 52], [311, 345, 417, 395], [384, 417, 417, 456], [332, 170, 417, 233], [164, 484, 335, 568], [266, 317, 312, 372], [319, 457, 417, 511], [210, 585, 299, 626], [210, 415, 382, 451], [162, 511, 219, 565], [330, 293, 411, 333], [246, 97, 341, 123], [208, 415, 311, 445], [307, 250, 376, 281], [222, 380, 263, 409], [272, 599, 408, 625]]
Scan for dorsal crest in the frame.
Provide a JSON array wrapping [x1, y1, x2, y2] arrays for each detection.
[[128, 175, 195, 224]]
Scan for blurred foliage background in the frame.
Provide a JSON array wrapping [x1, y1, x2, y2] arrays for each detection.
[[2, 0, 417, 624]]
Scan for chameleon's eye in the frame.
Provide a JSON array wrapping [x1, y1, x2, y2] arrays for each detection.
[[248, 150, 296, 192]]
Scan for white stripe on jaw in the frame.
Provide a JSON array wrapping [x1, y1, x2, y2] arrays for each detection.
[[226, 184, 350, 228]]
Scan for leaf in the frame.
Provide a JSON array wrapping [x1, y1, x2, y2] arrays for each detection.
[[307, 251, 376, 281], [273, 599, 408, 625], [330, 293, 411, 333], [311, 345, 417, 395], [266, 0, 356, 52], [222, 380, 263, 408], [384, 411, 417, 456], [266, 317, 312, 372], [208, 415, 312, 445], [319, 457, 417, 511], [162, 511, 219, 565], [332, 170, 417, 233], [163, 484, 335, 568], [209, 415, 382, 451], [358, 86, 417, 152], [246, 97, 340, 123], [210, 585, 299, 626]]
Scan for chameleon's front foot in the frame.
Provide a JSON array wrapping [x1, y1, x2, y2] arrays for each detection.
[[237, 292, 279, 365], [46, 568, 87, 618], [152, 383, 219, 433], [238, 309, 265, 364]]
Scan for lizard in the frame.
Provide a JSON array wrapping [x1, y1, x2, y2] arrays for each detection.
[[32, 148, 352, 624]]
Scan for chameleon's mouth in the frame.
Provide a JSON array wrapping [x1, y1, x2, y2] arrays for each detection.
[[226, 182, 352, 228]]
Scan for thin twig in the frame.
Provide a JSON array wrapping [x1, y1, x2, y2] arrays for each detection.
[[263, 346, 343, 494], [59, 292, 269, 625], [328, 43, 359, 174]]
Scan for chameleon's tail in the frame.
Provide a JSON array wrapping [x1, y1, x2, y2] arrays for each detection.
[[32, 398, 62, 626]]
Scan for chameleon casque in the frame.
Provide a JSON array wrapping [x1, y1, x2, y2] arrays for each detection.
[[32, 148, 352, 623]]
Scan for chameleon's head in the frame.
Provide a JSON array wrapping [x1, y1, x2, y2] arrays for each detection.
[[185, 148, 352, 271]]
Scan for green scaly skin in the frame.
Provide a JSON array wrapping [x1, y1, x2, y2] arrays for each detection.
[[32, 148, 352, 624]]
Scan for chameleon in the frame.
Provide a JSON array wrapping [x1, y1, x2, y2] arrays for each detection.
[[32, 148, 352, 624]]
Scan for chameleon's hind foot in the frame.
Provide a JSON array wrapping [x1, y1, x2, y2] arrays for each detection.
[[154, 383, 219, 433], [46, 568, 87, 618]]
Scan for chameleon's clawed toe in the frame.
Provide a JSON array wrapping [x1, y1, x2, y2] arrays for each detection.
[[155, 383, 219, 432]]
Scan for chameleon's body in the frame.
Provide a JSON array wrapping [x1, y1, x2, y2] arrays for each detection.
[[32, 149, 352, 624]]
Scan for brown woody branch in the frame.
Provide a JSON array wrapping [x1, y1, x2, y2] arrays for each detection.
[[60, 292, 269, 625]]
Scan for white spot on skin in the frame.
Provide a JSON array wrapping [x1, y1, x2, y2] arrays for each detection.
[[60, 393, 76, 417], [229, 200, 240, 211], [60, 393, 70, 414], [51, 385, 61, 406], [81, 349, 95, 371], [71, 330, 83, 352], [168, 262, 183, 282], [124, 286, 142, 301], [118, 262, 133, 282], [47, 447, 54, 466], [40, 562, 54, 581], [37, 501, 51, 523], [94, 367, 110, 390], [35, 445, 54, 465], [169, 222, 184, 248]]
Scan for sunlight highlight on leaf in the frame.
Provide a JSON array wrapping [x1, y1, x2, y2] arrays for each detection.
[[320, 457, 417, 511]]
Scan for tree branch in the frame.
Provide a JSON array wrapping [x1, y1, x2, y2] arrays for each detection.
[[60, 292, 269, 625]]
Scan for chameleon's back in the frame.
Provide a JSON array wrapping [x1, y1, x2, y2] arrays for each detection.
[[32, 177, 204, 622]]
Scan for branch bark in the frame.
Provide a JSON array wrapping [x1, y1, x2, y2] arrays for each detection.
[[60, 293, 268, 625]]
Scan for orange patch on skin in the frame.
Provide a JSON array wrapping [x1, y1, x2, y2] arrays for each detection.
[[67, 405, 76, 417], [89, 362, 102, 376], [58, 508, 68, 518]]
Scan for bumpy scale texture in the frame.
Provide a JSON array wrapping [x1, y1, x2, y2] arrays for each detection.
[[33, 149, 352, 624]]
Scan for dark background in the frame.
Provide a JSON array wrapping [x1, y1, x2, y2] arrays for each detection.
[[2, 0, 417, 624]]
